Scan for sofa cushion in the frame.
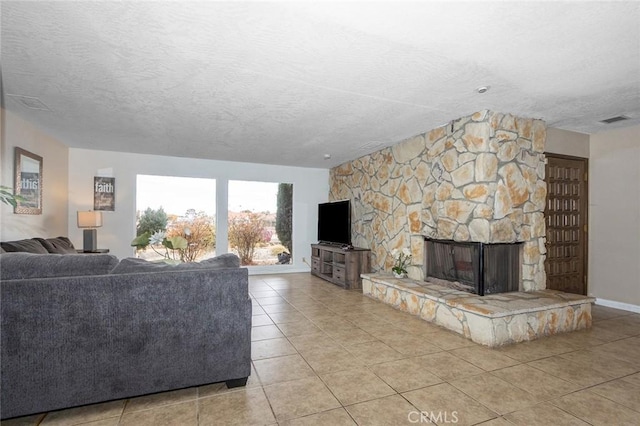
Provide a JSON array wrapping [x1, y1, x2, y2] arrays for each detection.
[[33, 238, 57, 253], [110, 253, 240, 274], [0, 253, 119, 280], [0, 238, 48, 254], [39, 237, 77, 254]]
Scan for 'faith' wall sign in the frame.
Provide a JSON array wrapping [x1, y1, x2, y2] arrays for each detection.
[[94, 176, 115, 211]]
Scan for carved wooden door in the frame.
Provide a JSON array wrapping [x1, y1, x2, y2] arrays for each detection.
[[545, 154, 588, 295]]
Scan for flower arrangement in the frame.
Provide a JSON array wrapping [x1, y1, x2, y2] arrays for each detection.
[[131, 230, 188, 263], [391, 248, 412, 277]]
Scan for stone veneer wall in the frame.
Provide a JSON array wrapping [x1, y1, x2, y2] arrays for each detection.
[[329, 110, 548, 291]]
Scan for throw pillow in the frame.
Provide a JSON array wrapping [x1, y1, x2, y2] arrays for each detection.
[[45, 236, 77, 254], [0, 252, 119, 280], [34, 237, 57, 253], [0, 238, 49, 254]]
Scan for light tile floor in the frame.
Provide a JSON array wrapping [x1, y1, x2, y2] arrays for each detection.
[[3, 273, 639, 426]]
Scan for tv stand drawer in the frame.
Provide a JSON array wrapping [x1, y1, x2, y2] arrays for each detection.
[[333, 265, 346, 283], [311, 258, 320, 272]]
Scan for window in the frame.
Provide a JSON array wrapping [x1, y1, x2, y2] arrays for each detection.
[[135, 175, 216, 262], [228, 180, 293, 266]]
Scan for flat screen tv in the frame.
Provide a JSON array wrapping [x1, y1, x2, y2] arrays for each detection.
[[317, 200, 351, 246]]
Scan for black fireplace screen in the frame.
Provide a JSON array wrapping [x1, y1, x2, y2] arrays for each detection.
[[424, 238, 522, 295]]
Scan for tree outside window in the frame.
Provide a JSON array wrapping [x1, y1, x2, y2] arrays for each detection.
[[135, 175, 216, 262], [228, 180, 293, 266]]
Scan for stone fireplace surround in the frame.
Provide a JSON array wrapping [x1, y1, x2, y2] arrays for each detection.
[[329, 109, 547, 291], [361, 273, 593, 347], [330, 110, 593, 345]]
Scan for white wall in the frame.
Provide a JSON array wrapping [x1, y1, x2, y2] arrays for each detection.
[[589, 124, 640, 308], [546, 127, 590, 158], [68, 148, 329, 273], [0, 109, 69, 241]]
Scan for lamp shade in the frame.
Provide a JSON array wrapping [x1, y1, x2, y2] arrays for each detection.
[[77, 211, 103, 228]]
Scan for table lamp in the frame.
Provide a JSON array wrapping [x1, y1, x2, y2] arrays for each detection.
[[77, 211, 103, 252]]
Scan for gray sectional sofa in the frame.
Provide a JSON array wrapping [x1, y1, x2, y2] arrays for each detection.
[[0, 250, 252, 419]]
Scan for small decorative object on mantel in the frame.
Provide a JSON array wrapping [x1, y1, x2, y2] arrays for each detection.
[[391, 248, 412, 278]]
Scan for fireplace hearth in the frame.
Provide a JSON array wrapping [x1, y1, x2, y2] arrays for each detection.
[[424, 238, 522, 296]]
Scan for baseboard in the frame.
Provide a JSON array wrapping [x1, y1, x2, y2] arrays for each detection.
[[247, 267, 310, 275], [594, 298, 640, 314]]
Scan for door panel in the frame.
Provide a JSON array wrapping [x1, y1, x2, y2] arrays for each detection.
[[545, 154, 588, 295]]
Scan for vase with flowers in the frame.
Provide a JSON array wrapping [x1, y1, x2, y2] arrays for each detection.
[[391, 248, 411, 278], [131, 230, 188, 264]]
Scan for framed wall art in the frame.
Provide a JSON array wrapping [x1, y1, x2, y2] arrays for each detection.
[[94, 176, 115, 211], [14, 147, 43, 215]]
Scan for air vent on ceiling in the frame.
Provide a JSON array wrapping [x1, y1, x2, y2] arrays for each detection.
[[7, 94, 51, 111], [600, 115, 629, 124], [358, 141, 385, 151]]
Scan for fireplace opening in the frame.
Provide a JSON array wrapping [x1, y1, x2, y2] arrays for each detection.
[[424, 238, 522, 296]]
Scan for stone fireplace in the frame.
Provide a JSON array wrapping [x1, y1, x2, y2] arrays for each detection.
[[424, 238, 522, 295], [331, 110, 594, 346], [329, 110, 547, 291]]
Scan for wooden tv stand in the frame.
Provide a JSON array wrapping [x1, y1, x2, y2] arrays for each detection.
[[310, 244, 371, 290]]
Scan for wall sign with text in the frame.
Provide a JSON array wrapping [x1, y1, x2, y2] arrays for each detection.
[[14, 147, 43, 215], [94, 177, 115, 211]]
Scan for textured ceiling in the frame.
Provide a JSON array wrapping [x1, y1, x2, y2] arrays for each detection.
[[2, 1, 639, 168]]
